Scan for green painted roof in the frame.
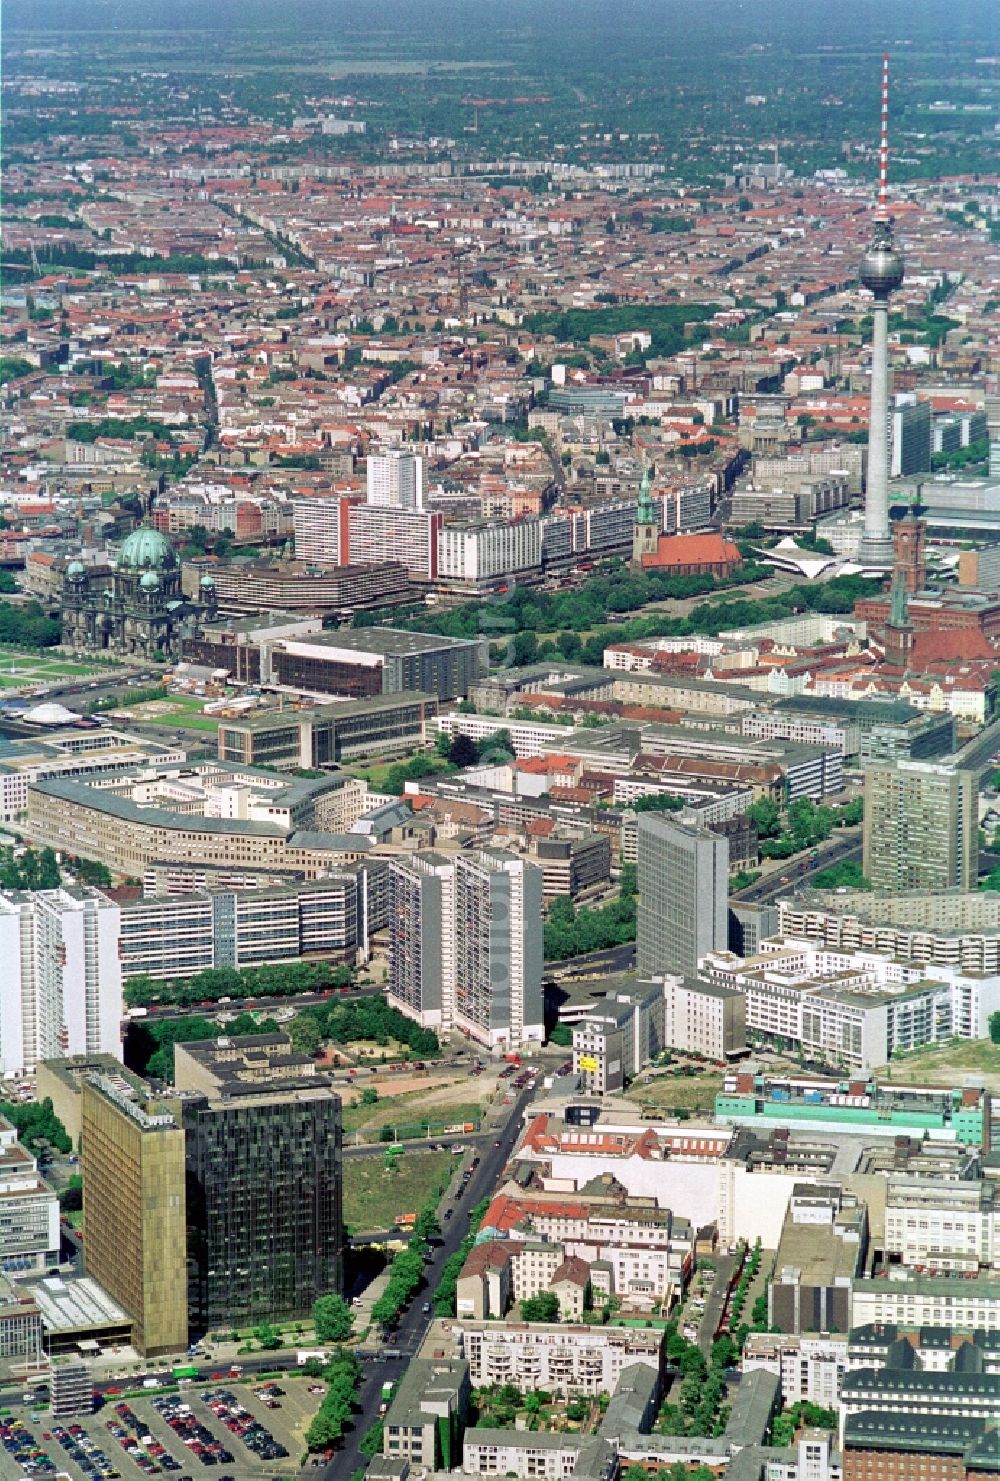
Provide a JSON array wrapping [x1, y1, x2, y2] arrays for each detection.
[[117, 526, 178, 571]]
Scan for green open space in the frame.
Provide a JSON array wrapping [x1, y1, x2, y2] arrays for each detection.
[[114, 694, 223, 731], [877, 1038, 1000, 1091], [0, 649, 115, 681], [632, 1067, 725, 1116], [343, 1148, 457, 1234], [341, 1086, 487, 1138]]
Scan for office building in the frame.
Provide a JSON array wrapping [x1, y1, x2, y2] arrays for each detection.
[[843, 1413, 1000, 1481], [636, 812, 728, 979], [661, 974, 747, 1061], [455, 849, 544, 1050], [0, 887, 122, 1077], [572, 978, 666, 1094], [0, 1276, 45, 1377], [883, 1176, 1000, 1272], [890, 396, 932, 478], [26, 765, 375, 882], [268, 627, 487, 703], [0, 1117, 60, 1278], [218, 693, 436, 769], [367, 449, 425, 509], [380, 1356, 469, 1472], [81, 1072, 187, 1357], [851, 1275, 1000, 1332], [174, 1036, 343, 1333], [863, 760, 978, 893]]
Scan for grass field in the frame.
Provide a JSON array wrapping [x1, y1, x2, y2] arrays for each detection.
[[343, 1149, 457, 1233], [631, 1067, 724, 1116], [0, 649, 116, 684], [112, 695, 222, 732], [342, 1086, 487, 1138], [877, 1038, 1000, 1091]]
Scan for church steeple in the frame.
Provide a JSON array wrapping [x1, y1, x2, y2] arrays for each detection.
[[632, 461, 660, 564]]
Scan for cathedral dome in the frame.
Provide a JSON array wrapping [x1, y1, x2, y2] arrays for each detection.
[[117, 527, 178, 572], [139, 570, 160, 591], [66, 560, 85, 579]]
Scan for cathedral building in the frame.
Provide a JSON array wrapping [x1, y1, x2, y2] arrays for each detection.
[[61, 527, 216, 659]]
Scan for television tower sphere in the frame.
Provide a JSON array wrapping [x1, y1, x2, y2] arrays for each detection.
[[860, 218, 905, 300]]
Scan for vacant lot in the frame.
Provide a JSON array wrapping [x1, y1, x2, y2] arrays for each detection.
[[631, 1067, 724, 1116], [876, 1039, 1000, 1091], [344, 1148, 457, 1233], [341, 1079, 490, 1138], [111, 694, 221, 732]]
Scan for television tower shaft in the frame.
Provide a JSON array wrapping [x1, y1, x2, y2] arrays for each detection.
[[857, 53, 905, 569]]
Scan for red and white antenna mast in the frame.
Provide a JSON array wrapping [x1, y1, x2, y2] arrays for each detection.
[[877, 53, 890, 221]]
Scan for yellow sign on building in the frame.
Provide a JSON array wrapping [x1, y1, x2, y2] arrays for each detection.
[[578, 1056, 599, 1072]]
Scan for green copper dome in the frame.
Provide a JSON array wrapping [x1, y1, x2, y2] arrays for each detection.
[[66, 560, 85, 578], [117, 526, 178, 572], [139, 570, 160, 591]]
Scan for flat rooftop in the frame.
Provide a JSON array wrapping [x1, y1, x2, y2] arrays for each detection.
[[280, 628, 482, 656], [29, 1276, 129, 1336]]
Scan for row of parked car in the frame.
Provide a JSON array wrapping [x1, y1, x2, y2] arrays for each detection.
[[202, 1389, 289, 1463], [150, 1395, 234, 1468], [51, 1422, 119, 1479], [108, 1400, 181, 1474], [1, 1416, 56, 1476]]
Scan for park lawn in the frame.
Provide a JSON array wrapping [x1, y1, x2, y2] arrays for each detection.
[[877, 1038, 1000, 1090], [633, 1068, 725, 1116], [343, 1149, 457, 1234], [342, 1087, 486, 1137], [348, 749, 435, 789]]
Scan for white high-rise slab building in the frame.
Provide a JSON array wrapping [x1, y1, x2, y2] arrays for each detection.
[[0, 887, 122, 1076], [366, 450, 425, 510], [386, 848, 544, 1049]]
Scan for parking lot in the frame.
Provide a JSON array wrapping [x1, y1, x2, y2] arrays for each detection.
[[0, 1376, 319, 1480]]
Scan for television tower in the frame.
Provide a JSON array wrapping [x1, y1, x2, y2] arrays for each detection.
[[857, 54, 905, 569]]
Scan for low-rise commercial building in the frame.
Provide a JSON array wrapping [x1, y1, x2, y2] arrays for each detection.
[[217, 693, 436, 768], [851, 1275, 1000, 1332], [268, 627, 487, 703], [572, 979, 667, 1094], [381, 1356, 470, 1473], [769, 1183, 868, 1335]]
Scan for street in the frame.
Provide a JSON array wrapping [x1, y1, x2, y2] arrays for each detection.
[[731, 831, 862, 905], [322, 1085, 533, 1479]]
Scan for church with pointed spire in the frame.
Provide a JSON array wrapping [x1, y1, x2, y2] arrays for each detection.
[[632, 464, 660, 565]]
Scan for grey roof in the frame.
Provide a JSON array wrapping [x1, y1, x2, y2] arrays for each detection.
[[28, 1275, 130, 1335], [843, 1367, 1000, 1399], [281, 627, 482, 656], [222, 690, 438, 732], [844, 1411, 991, 1454], [723, 1369, 780, 1447]]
